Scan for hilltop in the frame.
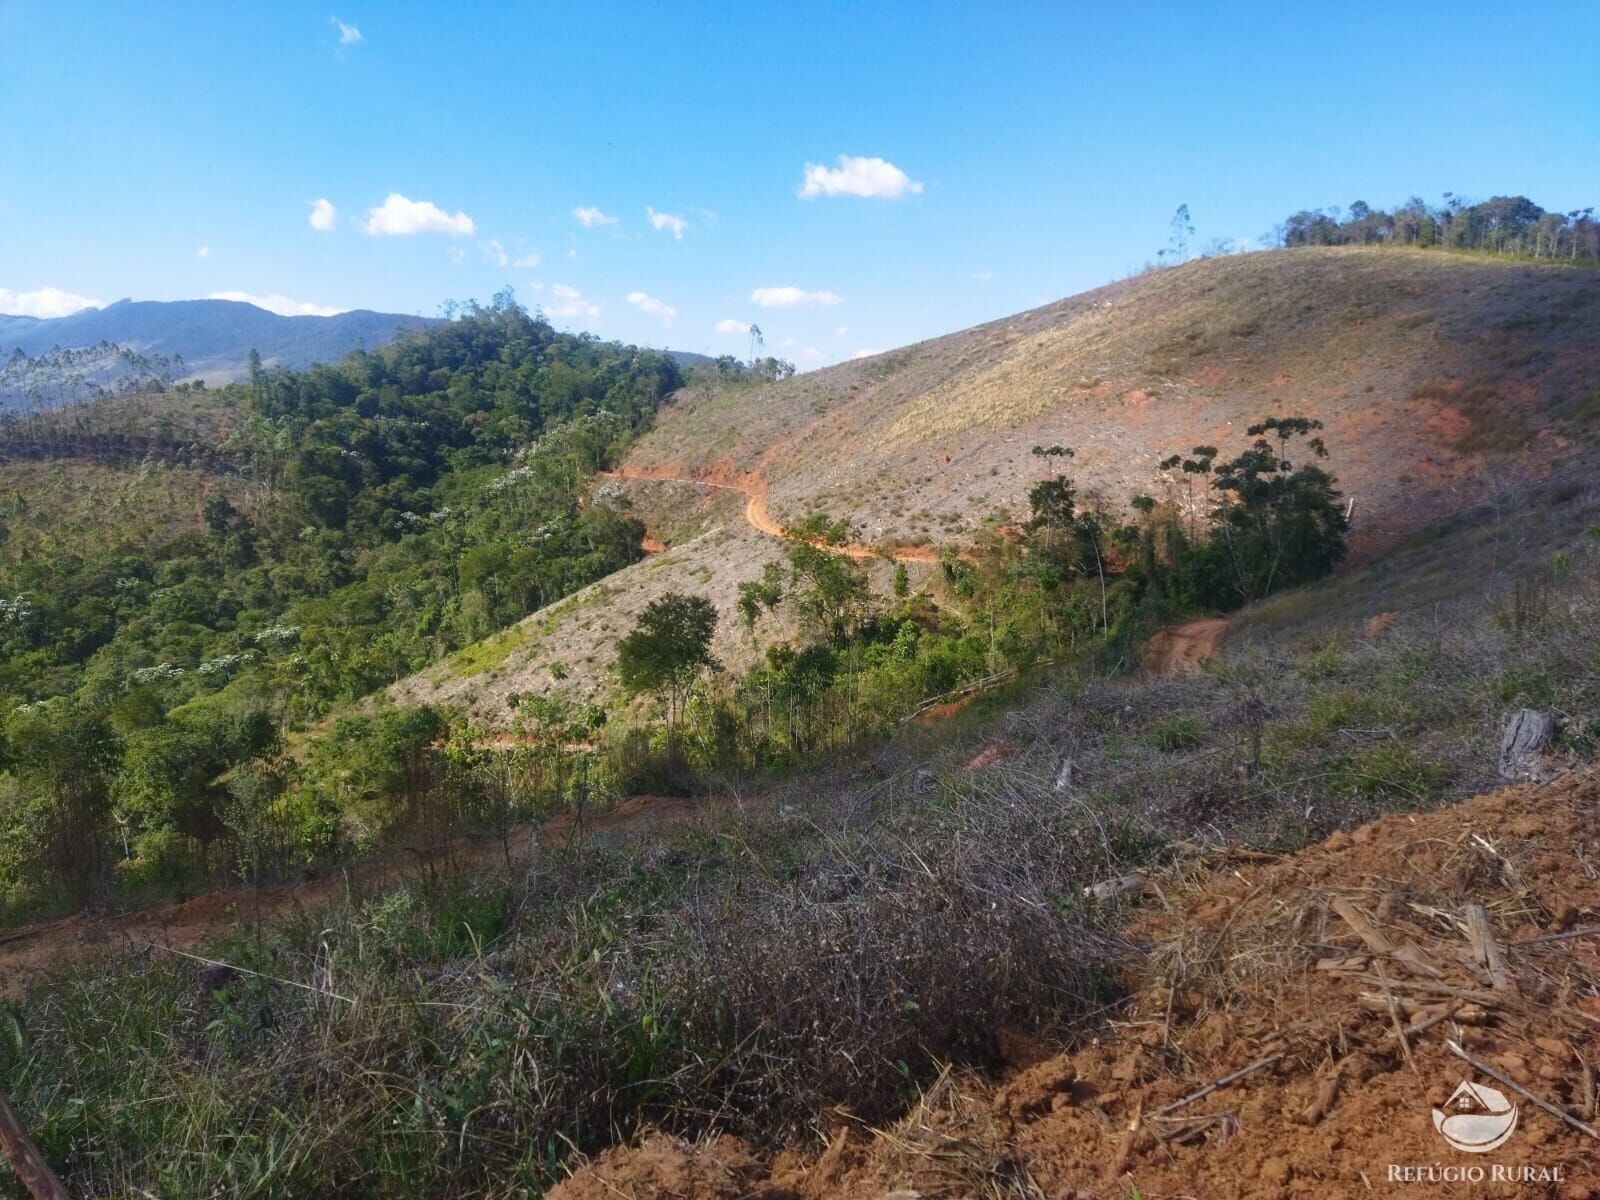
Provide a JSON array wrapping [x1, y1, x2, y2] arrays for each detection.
[[396, 247, 1600, 723]]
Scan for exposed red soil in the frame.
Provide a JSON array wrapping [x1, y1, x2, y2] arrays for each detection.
[[0, 793, 704, 996], [1144, 617, 1228, 676], [599, 467, 944, 563], [551, 770, 1600, 1199]]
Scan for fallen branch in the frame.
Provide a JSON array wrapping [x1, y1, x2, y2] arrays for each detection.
[[1444, 1040, 1600, 1142], [1463, 903, 1510, 990], [143, 943, 354, 1004], [1330, 896, 1394, 955], [1152, 1054, 1282, 1118], [0, 1088, 68, 1200], [1514, 925, 1600, 947]]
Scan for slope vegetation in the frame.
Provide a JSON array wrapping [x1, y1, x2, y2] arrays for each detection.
[[400, 248, 1600, 722]]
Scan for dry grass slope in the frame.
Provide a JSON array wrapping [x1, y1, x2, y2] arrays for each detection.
[[633, 247, 1600, 553]]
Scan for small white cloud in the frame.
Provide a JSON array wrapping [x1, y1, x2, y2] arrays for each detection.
[[972, 270, 994, 282], [835, 325, 848, 336], [779, 337, 796, 349], [851, 348, 884, 360], [545, 283, 599, 320], [798, 154, 923, 200], [363, 193, 475, 236], [646, 207, 688, 239], [210, 290, 347, 317], [626, 291, 677, 325], [332, 17, 362, 44], [0, 287, 104, 319], [309, 198, 338, 232], [750, 286, 842, 309], [803, 346, 824, 362], [482, 237, 509, 268], [196, 245, 212, 259], [513, 251, 541, 268], [715, 318, 749, 335], [572, 206, 618, 228]]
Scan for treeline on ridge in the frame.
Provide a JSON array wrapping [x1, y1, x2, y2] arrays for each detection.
[[1278, 192, 1598, 260]]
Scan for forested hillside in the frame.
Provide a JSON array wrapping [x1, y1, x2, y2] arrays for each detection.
[[0, 296, 680, 914]]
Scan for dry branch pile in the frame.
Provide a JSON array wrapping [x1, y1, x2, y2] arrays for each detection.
[[551, 770, 1600, 1198]]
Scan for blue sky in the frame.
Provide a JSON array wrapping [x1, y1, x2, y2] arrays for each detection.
[[3, 1, 1597, 367]]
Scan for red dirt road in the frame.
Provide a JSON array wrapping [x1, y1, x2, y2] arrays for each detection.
[[599, 468, 941, 562]]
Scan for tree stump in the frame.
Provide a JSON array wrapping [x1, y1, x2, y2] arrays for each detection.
[[1499, 709, 1557, 779]]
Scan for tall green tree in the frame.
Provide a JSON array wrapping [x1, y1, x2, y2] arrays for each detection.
[[617, 593, 718, 746]]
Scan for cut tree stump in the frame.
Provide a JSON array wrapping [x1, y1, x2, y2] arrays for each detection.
[[1499, 709, 1557, 779]]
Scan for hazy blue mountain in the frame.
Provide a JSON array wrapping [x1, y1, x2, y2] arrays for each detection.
[[0, 298, 441, 382]]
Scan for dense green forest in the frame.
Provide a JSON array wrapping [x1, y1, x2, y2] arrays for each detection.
[[0, 294, 681, 913]]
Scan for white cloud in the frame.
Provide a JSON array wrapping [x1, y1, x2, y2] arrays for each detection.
[[715, 318, 750, 335], [332, 17, 362, 44], [972, 270, 994, 282], [363, 193, 475, 236], [798, 154, 923, 200], [626, 291, 676, 325], [851, 348, 884, 360], [573, 206, 618, 228], [482, 237, 509, 268], [513, 251, 541, 268], [646, 207, 688, 239], [544, 283, 599, 320], [210, 290, 347, 317], [0, 287, 104, 319], [308, 198, 338, 231], [750, 286, 842, 309], [835, 325, 848, 336], [196, 245, 212, 259], [803, 347, 824, 362]]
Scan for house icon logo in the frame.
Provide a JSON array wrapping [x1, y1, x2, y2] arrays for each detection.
[[1433, 1080, 1519, 1153]]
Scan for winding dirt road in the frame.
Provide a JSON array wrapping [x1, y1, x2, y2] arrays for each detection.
[[599, 467, 941, 562]]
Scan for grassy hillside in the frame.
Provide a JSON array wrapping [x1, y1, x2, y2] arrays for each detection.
[[633, 247, 1599, 551]]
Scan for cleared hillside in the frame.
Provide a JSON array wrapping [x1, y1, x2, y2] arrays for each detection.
[[630, 247, 1600, 554], [391, 248, 1600, 723]]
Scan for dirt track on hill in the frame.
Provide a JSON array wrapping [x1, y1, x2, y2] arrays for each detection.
[[0, 794, 705, 997], [1143, 616, 1227, 676], [599, 468, 941, 562]]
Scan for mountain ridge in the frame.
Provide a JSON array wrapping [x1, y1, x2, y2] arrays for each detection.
[[0, 297, 440, 383]]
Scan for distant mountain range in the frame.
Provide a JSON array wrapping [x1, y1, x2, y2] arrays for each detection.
[[0, 298, 441, 383], [0, 298, 720, 389]]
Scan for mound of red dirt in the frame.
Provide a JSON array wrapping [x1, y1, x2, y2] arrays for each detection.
[[551, 771, 1600, 1198]]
